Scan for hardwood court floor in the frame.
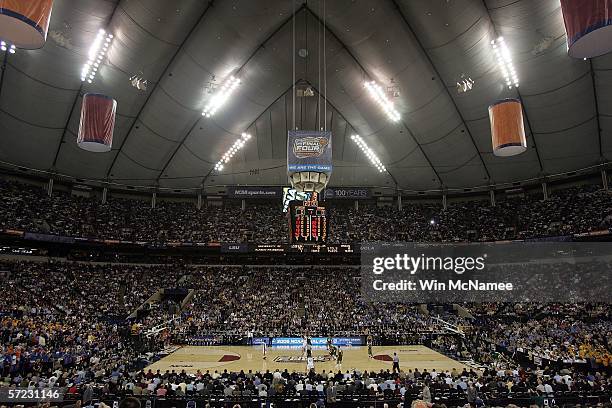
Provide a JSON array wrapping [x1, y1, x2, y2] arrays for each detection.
[[146, 345, 473, 375]]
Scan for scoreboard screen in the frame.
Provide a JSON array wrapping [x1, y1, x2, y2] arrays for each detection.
[[288, 202, 328, 243]]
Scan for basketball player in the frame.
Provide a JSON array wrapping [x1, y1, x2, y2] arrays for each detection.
[[367, 334, 373, 359], [306, 355, 315, 374], [306, 336, 312, 358], [336, 347, 343, 369], [262, 340, 267, 360], [302, 335, 308, 356]]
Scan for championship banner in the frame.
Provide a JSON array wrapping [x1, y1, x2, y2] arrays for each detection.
[[282, 187, 312, 212], [287, 130, 332, 174]]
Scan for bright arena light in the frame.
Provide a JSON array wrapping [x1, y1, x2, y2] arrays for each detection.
[[491, 37, 519, 89], [364, 80, 401, 122], [214, 132, 252, 171], [351, 134, 386, 173], [202, 75, 241, 118], [0, 41, 16, 54], [81, 29, 113, 83]]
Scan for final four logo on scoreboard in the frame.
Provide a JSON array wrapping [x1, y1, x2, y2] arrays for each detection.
[[287, 130, 332, 173], [292, 136, 329, 159]]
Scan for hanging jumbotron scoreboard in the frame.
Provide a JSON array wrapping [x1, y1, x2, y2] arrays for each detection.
[[286, 130, 332, 243], [288, 193, 329, 243]]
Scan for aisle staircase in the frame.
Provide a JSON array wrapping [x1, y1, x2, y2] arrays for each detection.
[[431, 316, 465, 337], [128, 288, 164, 319], [127, 272, 196, 323], [296, 276, 306, 319], [144, 315, 182, 338]]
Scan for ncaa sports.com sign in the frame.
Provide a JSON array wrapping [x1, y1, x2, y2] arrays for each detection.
[[226, 186, 282, 199]]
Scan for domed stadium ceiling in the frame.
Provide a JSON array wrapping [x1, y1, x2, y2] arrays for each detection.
[[0, 0, 610, 192]]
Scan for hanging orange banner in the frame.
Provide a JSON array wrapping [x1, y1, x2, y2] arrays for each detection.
[[0, 0, 54, 49]]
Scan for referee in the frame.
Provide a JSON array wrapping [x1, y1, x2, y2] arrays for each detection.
[[392, 352, 400, 373]]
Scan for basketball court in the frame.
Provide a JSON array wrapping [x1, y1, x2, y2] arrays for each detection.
[[146, 345, 474, 375]]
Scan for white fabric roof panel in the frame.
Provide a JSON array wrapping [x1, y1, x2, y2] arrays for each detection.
[[0, 0, 609, 192], [0, 110, 60, 170]]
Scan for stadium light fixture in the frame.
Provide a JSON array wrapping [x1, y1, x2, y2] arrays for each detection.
[[202, 75, 241, 118], [214, 132, 252, 172], [0, 41, 16, 54], [350, 134, 386, 173], [129, 74, 148, 91], [491, 37, 519, 89], [456, 75, 474, 94], [81, 29, 113, 83], [364, 80, 401, 122]]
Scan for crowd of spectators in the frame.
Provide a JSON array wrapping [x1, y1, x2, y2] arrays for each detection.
[[0, 260, 610, 407], [1, 176, 611, 406], [1, 261, 184, 318], [1, 179, 611, 243], [176, 267, 440, 340], [74, 364, 611, 406], [0, 261, 174, 405], [466, 309, 611, 367], [0, 262, 450, 340], [332, 185, 612, 242], [0, 179, 285, 243]]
